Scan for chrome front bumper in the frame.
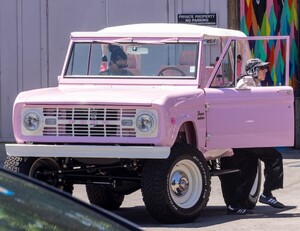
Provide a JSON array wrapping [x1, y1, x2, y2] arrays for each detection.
[[5, 144, 171, 159]]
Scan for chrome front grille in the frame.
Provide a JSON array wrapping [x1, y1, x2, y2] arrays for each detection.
[[42, 107, 136, 137]]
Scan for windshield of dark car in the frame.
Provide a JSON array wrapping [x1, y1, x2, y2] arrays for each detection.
[[0, 169, 139, 230]]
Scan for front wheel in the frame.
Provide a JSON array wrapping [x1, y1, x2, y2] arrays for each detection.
[[141, 143, 211, 224]]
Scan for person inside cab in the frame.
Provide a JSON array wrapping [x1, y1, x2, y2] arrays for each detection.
[[99, 47, 133, 76]]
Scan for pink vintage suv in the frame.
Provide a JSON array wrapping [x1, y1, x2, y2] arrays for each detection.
[[5, 23, 294, 223]]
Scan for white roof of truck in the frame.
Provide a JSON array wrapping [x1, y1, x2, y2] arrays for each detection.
[[71, 23, 247, 39]]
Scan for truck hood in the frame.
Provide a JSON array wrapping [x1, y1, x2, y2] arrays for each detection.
[[17, 85, 202, 106]]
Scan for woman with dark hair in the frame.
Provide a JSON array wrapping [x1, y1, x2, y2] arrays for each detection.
[[99, 48, 133, 76]]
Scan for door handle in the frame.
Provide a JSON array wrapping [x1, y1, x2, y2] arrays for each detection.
[[276, 89, 292, 95]]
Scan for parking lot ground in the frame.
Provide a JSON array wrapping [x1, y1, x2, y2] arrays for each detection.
[[1, 144, 299, 230], [73, 149, 300, 231]]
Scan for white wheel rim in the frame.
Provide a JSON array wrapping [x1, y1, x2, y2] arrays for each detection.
[[250, 165, 260, 196], [169, 159, 203, 209]]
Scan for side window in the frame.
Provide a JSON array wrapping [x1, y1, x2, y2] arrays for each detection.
[[200, 39, 245, 88], [243, 38, 288, 87], [200, 36, 293, 88], [209, 38, 289, 88], [209, 39, 251, 88], [210, 41, 235, 88], [200, 39, 222, 87]]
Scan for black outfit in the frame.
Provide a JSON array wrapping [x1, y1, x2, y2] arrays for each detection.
[[220, 148, 258, 208], [257, 148, 284, 196], [220, 147, 283, 208]]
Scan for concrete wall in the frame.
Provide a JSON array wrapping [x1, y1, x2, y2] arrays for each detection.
[[0, 0, 228, 142]]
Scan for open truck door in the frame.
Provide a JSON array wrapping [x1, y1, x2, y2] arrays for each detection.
[[203, 36, 294, 149]]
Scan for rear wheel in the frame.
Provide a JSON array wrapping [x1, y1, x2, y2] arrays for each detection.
[[141, 143, 211, 224], [86, 185, 124, 210], [4, 156, 73, 194]]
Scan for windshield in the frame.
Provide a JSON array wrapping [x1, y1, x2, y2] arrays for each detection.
[[65, 42, 198, 79]]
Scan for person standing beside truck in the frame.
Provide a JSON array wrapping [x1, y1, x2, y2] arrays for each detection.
[[220, 58, 285, 215], [236, 58, 269, 88]]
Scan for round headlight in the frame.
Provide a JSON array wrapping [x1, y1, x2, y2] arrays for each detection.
[[24, 112, 41, 131], [136, 114, 154, 133]]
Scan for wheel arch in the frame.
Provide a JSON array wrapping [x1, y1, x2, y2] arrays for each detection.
[[176, 122, 197, 146]]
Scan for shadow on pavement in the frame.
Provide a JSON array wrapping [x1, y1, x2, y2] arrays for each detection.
[[114, 205, 299, 229]]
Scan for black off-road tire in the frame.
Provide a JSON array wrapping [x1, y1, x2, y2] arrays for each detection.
[[4, 156, 73, 194], [4, 156, 34, 173], [141, 143, 211, 224], [86, 184, 125, 210]]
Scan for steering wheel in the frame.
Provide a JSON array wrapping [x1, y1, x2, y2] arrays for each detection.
[[158, 67, 186, 76]]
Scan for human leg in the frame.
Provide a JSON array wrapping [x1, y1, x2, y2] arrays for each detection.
[[258, 147, 283, 194], [220, 148, 258, 214], [233, 149, 258, 208], [256, 147, 284, 208]]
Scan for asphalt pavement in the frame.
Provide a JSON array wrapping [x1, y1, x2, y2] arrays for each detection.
[[1, 144, 299, 230]]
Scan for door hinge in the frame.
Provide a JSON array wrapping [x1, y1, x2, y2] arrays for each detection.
[[205, 103, 210, 111], [206, 133, 211, 140]]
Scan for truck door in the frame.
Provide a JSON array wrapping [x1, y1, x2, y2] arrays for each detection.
[[204, 85, 294, 149], [202, 36, 294, 149]]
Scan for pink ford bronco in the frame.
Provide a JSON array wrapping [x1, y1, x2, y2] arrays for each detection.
[[5, 23, 294, 223]]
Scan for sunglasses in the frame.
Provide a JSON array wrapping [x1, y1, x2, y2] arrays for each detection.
[[114, 61, 128, 69], [258, 66, 268, 70]]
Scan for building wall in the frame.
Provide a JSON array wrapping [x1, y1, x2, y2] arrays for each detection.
[[0, 0, 228, 142], [240, 0, 299, 89], [0, 0, 107, 141]]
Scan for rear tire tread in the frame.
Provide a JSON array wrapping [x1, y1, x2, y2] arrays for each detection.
[[86, 185, 124, 210]]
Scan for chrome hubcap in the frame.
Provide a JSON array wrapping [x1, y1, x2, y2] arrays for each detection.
[[171, 171, 189, 196], [169, 159, 203, 209]]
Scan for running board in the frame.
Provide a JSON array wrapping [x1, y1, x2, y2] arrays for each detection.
[[210, 169, 240, 177]]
